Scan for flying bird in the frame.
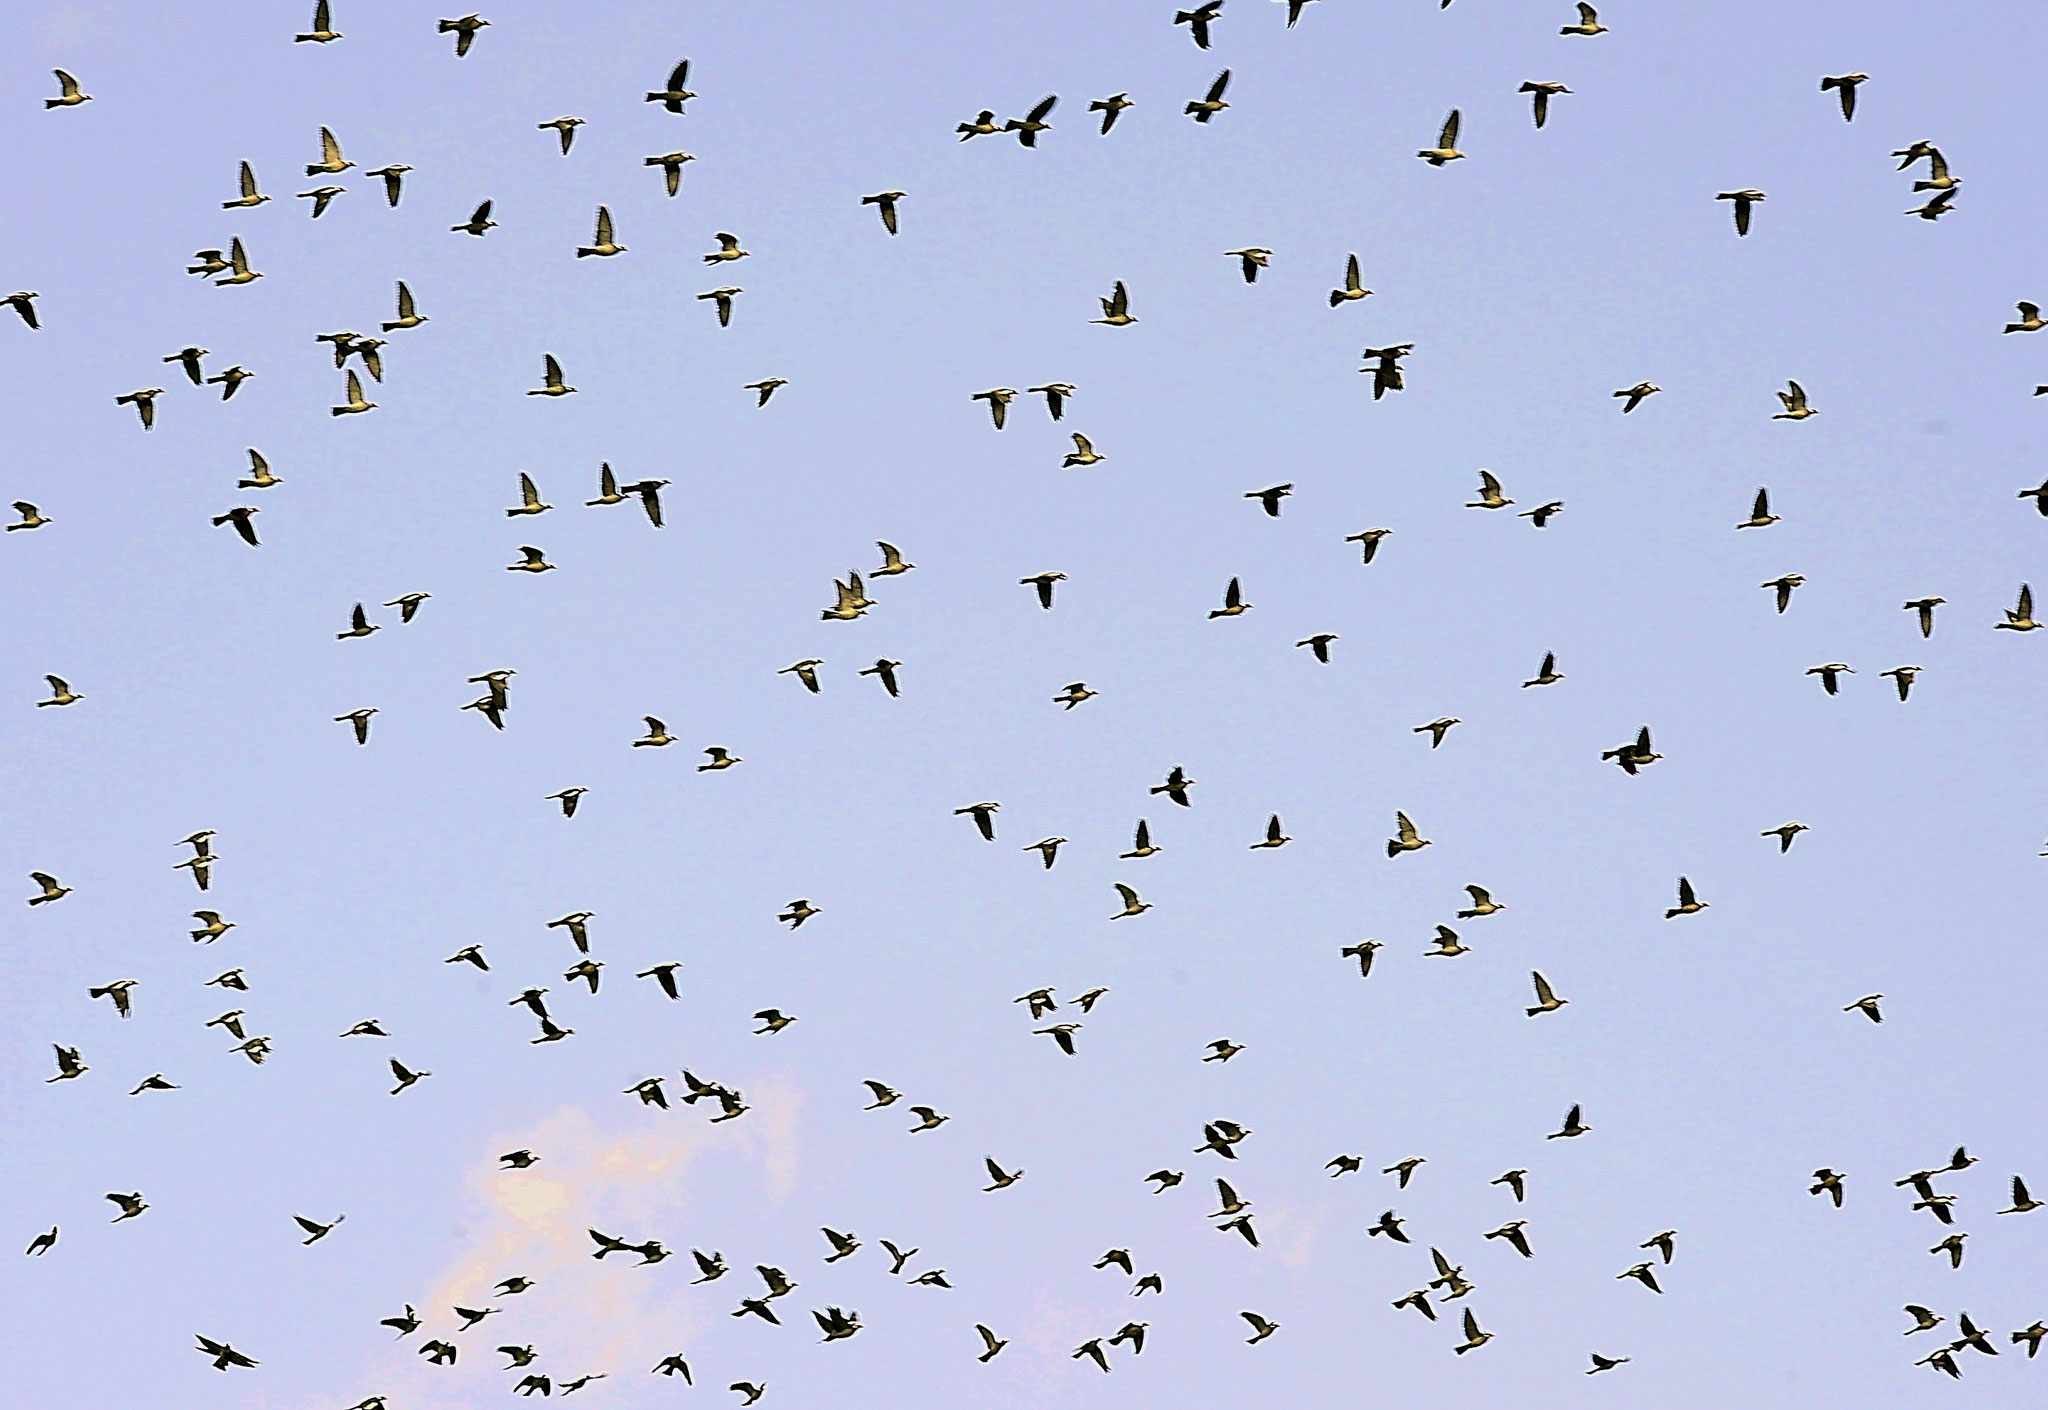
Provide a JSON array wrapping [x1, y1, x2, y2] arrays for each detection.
[[1717, 189, 1765, 235], [1418, 109, 1463, 165], [1820, 73, 1867, 120]]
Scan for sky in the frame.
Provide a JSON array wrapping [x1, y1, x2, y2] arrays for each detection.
[[4, 0, 2047, 1406]]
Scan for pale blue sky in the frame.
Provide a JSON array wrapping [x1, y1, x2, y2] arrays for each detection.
[[5, 1, 2045, 1406]]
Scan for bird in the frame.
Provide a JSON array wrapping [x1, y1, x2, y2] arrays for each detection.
[[1587, 1353, 1631, 1375], [1520, 81, 1571, 127], [1204, 1038, 1246, 1062], [700, 232, 750, 268], [1415, 717, 1460, 748], [195, 1336, 257, 1371], [1902, 596, 1946, 638], [1738, 487, 1779, 529], [1111, 883, 1152, 919], [578, 206, 626, 258], [1762, 573, 1806, 613], [37, 675, 82, 708], [752, 1008, 794, 1034], [1175, 2, 1223, 47], [1393, 1289, 1435, 1320], [388, 1059, 429, 1094], [549, 912, 595, 952], [1387, 811, 1431, 857], [908, 1269, 951, 1287], [956, 108, 1001, 140], [1297, 633, 1338, 663], [1996, 583, 2040, 631], [1810, 1169, 1845, 1206], [1367, 1210, 1409, 1242], [336, 603, 382, 640], [1521, 499, 1564, 526], [1614, 382, 1660, 413], [1486, 1220, 1534, 1257], [1121, 820, 1161, 859], [1052, 681, 1096, 709], [115, 388, 163, 430], [438, 13, 490, 56], [1666, 876, 1708, 918], [1762, 822, 1810, 852], [1144, 1170, 1183, 1193], [856, 658, 902, 697], [163, 346, 209, 385], [729, 1385, 765, 1405], [1807, 662, 1853, 695], [2015, 1323, 2048, 1357], [1151, 766, 1195, 806], [564, 959, 603, 994], [1454, 1309, 1493, 1354], [1932, 1233, 1967, 1268], [1209, 577, 1251, 617], [972, 388, 1015, 428], [1560, 2, 1607, 35], [215, 237, 262, 286], [862, 190, 905, 235], [452, 200, 496, 236], [294, 1214, 345, 1245], [1089, 93, 1134, 133], [780, 899, 820, 928], [189, 249, 230, 277], [331, 369, 375, 416], [546, 787, 587, 818], [338, 1019, 386, 1038], [1246, 483, 1291, 516], [189, 911, 234, 943], [1718, 190, 1765, 236], [1906, 188, 1958, 221], [299, 185, 345, 217], [334, 709, 377, 745], [653, 1354, 692, 1381], [1072, 1339, 1110, 1373], [1820, 73, 1867, 120], [365, 163, 410, 206], [1005, 94, 1058, 146], [1773, 380, 1817, 419], [1094, 279, 1137, 325], [25, 1227, 57, 1256], [647, 58, 696, 111], [1062, 433, 1103, 467], [505, 545, 553, 574], [699, 287, 742, 326], [31, 870, 77, 904], [1425, 925, 1468, 958], [107, 1191, 148, 1222], [528, 354, 576, 397], [1341, 939, 1382, 976], [1329, 253, 1372, 307], [1549, 1104, 1591, 1138], [1109, 1321, 1148, 1354], [381, 282, 428, 333], [1242, 1313, 1279, 1344], [48, 1044, 86, 1080], [2005, 301, 2045, 334], [1494, 1169, 1528, 1201], [908, 1106, 949, 1132], [1467, 469, 1513, 509], [46, 69, 91, 109], [1250, 815, 1290, 849], [2, 290, 41, 330], [1226, 248, 1271, 283], [1527, 971, 1569, 1016], [780, 659, 824, 693], [983, 1157, 1023, 1190], [1021, 571, 1066, 609], [206, 366, 253, 399], [538, 115, 584, 154], [955, 801, 1000, 841], [1418, 109, 1463, 165], [1460, 888, 1505, 925], [8, 501, 50, 531], [747, 378, 788, 406], [622, 478, 668, 526], [1024, 837, 1066, 870], [2001, 1175, 2042, 1214], [1618, 1262, 1662, 1293]]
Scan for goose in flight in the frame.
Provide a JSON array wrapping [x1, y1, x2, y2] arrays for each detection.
[[1425, 925, 1468, 957], [1063, 433, 1103, 467], [1021, 571, 1065, 608], [295, 1213, 345, 1244], [299, 185, 345, 217], [1297, 633, 1338, 662], [115, 388, 163, 430], [1089, 93, 1134, 132], [1341, 939, 1381, 976], [1467, 469, 1512, 508], [1346, 527, 1390, 562], [972, 388, 1015, 428], [213, 507, 260, 546], [954, 802, 999, 841], [1241, 1312, 1279, 1344], [1807, 662, 1852, 695], [1614, 381, 1660, 413], [1996, 582, 2040, 630], [306, 126, 353, 176], [46, 69, 91, 108], [1151, 766, 1195, 806], [647, 151, 695, 196], [1415, 717, 1460, 748], [1588, 1353, 1630, 1374], [332, 369, 375, 415], [1560, 2, 1607, 35], [1386, 811, 1430, 857], [1762, 573, 1805, 613], [1844, 994, 1883, 1023], [1548, 1103, 1591, 1138], [1717, 189, 1765, 236], [1773, 380, 1817, 419], [1454, 1309, 1493, 1354], [366, 163, 410, 206], [1005, 94, 1057, 146], [452, 200, 496, 236], [1418, 109, 1463, 165], [983, 1157, 1023, 1190], [1520, 81, 1570, 128], [1328, 253, 1371, 306], [1820, 73, 1867, 120], [1526, 971, 1568, 1016], [1738, 487, 1779, 528], [1175, 2, 1222, 48], [1093, 280, 1137, 325], [38, 675, 81, 707], [647, 58, 695, 112], [1666, 876, 1708, 918], [528, 354, 575, 396], [1110, 883, 1151, 919], [195, 1336, 257, 1371], [438, 13, 490, 57], [539, 116, 584, 154], [335, 709, 376, 744], [578, 206, 626, 257], [957, 108, 1000, 139], [1880, 666, 1921, 700], [2005, 301, 2044, 333], [1485, 1220, 1533, 1257], [1523, 651, 1563, 686], [224, 161, 269, 208], [2001, 1175, 2043, 1214], [1250, 815, 1289, 849], [9, 501, 50, 530], [703, 231, 749, 264], [382, 281, 427, 331], [1209, 576, 1250, 617], [1121, 819, 1160, 858], [699, 287, 742, 326], [862, 190, 905, 234], [1226, 247, 1271, 283], [1245, 483, 1290, 515]]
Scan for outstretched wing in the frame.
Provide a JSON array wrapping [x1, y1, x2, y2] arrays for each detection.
[[1439, 109, 1460, 148]]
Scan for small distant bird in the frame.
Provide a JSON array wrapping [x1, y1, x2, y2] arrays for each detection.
[[1762, 821, 1810, 852], [957, 109, 1000, 139], [730, 1384, 765, 1406], [908, 1106, 949, 1132], [107, 1191, 148, 1222], [857, 658, 901, 697], [1618, 1262, 1662, 1293], [1330, 253, 1372, 306], [1526, 971, 1569, 1016], [215, 238, 262, 286], [983, 1157, 1023, 1190], [506, 546, 553, 573], [1204, 1038, 1246, 1063], [26, 1227, 57, 1256], [955, 801, 1000, 841], [908, 1269, 951, 1288], [388, 1059, 429, 1094], [1386, 811, 1431, 857], [1494, 1169, 1528, 1201], [1520, 81, 1571, 127], [452, 200, 496, 236], [1844, 994, 1883, 1023], [1246, 483, 1291, 516], [195, 1336, 257, 1371], [1341, 939, 1382, 976], [1249, 815, 1289, 850], [1468, 469, 1513, 508], [1026, 383, 1074, 421], [2005, 301, 2045, 334], [2001, 1174, 2042, 1214], [3, 291, 41, 327], [1209, 576, 1251, 617], [1226, 247, 1271, 283], [1807, 662, 1853, 695], [1418, 109, 1463, 165], [752, 1009, 794, 1034], [647, 58, 695, 112], [1152, 766, 1195, 806], [1415, 717, 1460, 748], [862, 191, 904, 235], [1426, 925, 1468, 958], [365, 163, 410, 206], [438, 14, 490, 57], [1296, 633, 1338, 663], [2016, 1323, 2048, 1356], [46, 69, 92, 108], [1242, 1312, 1279, 1344], [1560, 3, 1607, 35], [699, 287, 742, 326], [48, 1044, 86, 1079], [1110, 883, 1151, 919], [213, 507, 261, 546], [1810, 1168, 1845, 1206], [1588, 1353, 1630, 1375], [1902, 596, 1945, 638], [746, 377, 787, 406], [295, 1214, 345, 1245], [1996, 582, 2040, 631], [1144, 1170, 1183, 1192], [335, 709, 377, 745], [1368, 1210, 1409, 1242], [1021, 571, 1066, 609], [1094, 279, 1138, 324], [972, 388, 1016, 428], [779, 899, 819, 928], [163, 346, 209, 385], [1931, 1232, 1967, 1268], [1486, 1220, 1533, 1257], [116, 388, 164, 430], [206, 366, 253, 399], [1820, 73, 1867, 120], [1906, 188, 1957, 221], [38, 675, 82, 707], [1053, 681, 1096, 709], [1614, 382, 1660, 413], [1762, 573, 1806, 613], [299, 185, 345, 217], [1548, 1103, 1591, 1139], [9, 501, 50, 530], [1773, 380, 1817, 419], [1090, 93, 1134, 133], [1005, 94, 1058, 146], [578, 206, 626, 258], [1666, 876, 1708, 918], [1175, 2, 1223, 48], [1454, 1309, 1493, 1354], [1717, 190, 1765, 236], [1062, 433, 1103, 467], [539, 115, 584, 154], [332, 369, 375, 415], [1521, 499, 1564, 526], [1739, 487, 1779, 529]]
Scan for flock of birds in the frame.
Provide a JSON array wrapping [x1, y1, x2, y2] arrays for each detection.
[[13, 1, 2047, 1403]]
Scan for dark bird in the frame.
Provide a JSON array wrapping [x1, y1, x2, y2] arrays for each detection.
[[862, 190, 905, 235], [438, 13, 489, 57], [1717, 189, 1765, 236], [1548, 1103, 1590, 1138], [1820, 73, 1867, 120], [195, 1336, 257, 1371], [1089, 93, 1134, 133], [1520, 80, 1571, 127], [1174, 2, 1223, 49], [1005, 94, 1058, 146]]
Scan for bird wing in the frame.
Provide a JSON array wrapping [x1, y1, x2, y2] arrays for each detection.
[[2021, 583, 2035, 616], [351, 603, 369, 629], [1478, 469, 1501, 496], [320, 127, 342, 164], [229, 237, 250, 273], [644, 716, 665, 734], [1206, 69, 1231, 102], [1463, 1308, 1482, 1337], [1028, 93, 1058, 122], [2017, 1175, 2033, 1204], [56, 69, 81, 97], [596, 206, 613, 243], [1072, 433, 1092, 454], [1677, 876, 1696, 905], [1577, 1, 1598, 20], [1267, 815, 1283, 841], [345, 369, 363, 401], [1110, 280, 1128, 314], [545, 354, 563, 385], [1134, 819, 1151, 847], [396, 282, 416, 317], [520, 472, 540, 506], [1114, 883, 1140, 907], [1439, 109, 1460, 147], [1752, 487, 1769, 518], [667, 58, 690, 90], [1786, 380, 1806, 408], [1395, 811, 1418, 841], [1532, 972, 1556, 1004], [472, 200, 493, 223], [239, 161, 259, 197], [1223, 576, 1241, 607], [1345, 252, 1361, 289]]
